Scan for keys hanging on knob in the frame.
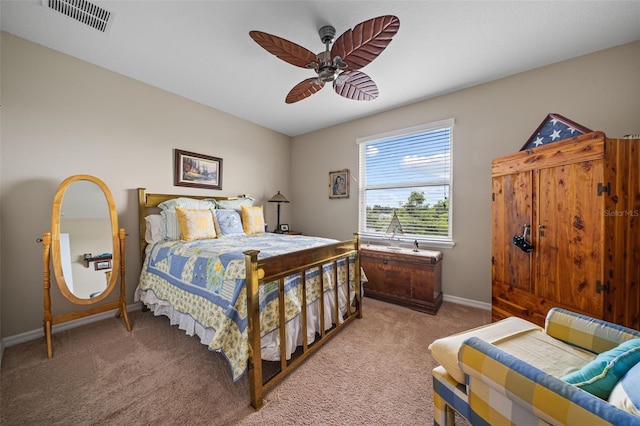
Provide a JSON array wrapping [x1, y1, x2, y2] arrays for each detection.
[[512, 224, 534, 253]]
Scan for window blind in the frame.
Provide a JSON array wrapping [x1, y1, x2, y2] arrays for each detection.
[[358, 119, 453, 244]]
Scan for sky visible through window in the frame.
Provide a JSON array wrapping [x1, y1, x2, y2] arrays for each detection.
[[364, 128, 451, 209]]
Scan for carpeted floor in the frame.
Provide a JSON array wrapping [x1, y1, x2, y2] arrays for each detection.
[[1, 298, 489, 425]]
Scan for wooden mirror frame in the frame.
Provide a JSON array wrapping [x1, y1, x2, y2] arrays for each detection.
[[51, 175, 120, 304], [42, 174, 131, 358]]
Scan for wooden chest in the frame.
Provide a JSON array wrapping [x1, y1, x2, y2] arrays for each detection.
[[360, 245, 442, 314]]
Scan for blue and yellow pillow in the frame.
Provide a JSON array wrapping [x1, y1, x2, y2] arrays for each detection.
[[241, 205, 265, 235], [158, 197, 216, 240], [562, 338, 640, 399], [214, 209, 245, 235], [175, 207, 217, 241]]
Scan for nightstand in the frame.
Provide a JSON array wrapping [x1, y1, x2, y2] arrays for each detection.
[[360, 245, 442, 314]]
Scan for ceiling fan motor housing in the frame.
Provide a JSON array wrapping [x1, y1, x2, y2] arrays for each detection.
[[318, 25, 336, 45], [316, 51, 339, 82]]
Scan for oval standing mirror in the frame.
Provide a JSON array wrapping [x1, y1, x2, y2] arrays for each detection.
[[43, 174, 131, 358], [51, 175, 120, 304]]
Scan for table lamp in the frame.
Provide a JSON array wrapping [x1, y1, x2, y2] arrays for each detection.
[[268, 190, 289, 233]]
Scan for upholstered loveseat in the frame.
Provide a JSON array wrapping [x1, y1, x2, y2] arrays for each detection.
[[429, 308, 640, 425]]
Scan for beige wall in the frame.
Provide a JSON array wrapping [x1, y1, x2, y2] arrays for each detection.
[[0, 32, 292, 337], [1, 30, 638, 340], [291, 41, 640, 305]]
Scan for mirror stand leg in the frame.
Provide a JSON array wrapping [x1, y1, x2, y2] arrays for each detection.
[[45, 321, 53, 358], [42, 232, 54, 358], [117, 304, 132, 331], [118, 228, 132, 332]]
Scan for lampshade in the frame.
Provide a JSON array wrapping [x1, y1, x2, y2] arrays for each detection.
[[268, 191, 289, 203]]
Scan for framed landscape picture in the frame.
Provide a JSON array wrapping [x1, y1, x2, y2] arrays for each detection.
[[174, 149, 222, 190]]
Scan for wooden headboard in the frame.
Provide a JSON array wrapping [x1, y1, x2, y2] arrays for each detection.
[[137, 188, 237, 265]]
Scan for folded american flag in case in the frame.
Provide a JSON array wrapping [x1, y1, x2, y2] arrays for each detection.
[[521, 113, 591, 150]]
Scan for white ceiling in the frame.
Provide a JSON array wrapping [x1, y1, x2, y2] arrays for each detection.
[[2, 1, 639, 137]]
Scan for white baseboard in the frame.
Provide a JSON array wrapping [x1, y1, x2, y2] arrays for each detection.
[[1, 302, 143, 349], [1, 297, 488, 358], [442, 294, 491, 311]]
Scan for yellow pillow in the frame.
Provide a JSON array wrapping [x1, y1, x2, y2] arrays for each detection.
[[175, 207, 217, 241], [241, 205, 265, 235]]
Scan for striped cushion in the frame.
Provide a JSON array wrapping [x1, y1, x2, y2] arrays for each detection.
[[460, 337, 640, 425], [546, 308, 640, 354]]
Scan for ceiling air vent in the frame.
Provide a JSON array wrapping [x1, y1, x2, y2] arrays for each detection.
[[44, 0, 112, 32]]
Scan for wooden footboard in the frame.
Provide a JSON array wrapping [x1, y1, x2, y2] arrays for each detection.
[[244, 235, 362, 409], [137, 188, 362, 410]]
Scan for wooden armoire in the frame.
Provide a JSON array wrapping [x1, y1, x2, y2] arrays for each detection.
[[491, 131, 640, 329]]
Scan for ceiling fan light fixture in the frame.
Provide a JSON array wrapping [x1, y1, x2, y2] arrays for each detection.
[[317, 67, 340, 82], [250, 15, 399, 103]]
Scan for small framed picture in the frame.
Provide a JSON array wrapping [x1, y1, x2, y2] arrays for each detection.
[[175, 149, 223, 190], [95, 260, 112, 271], [279, 224, 289, 232], [329, 169, 349, 199]]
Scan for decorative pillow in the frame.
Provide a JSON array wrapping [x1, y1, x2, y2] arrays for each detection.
[[145, 214, 165, 243], [562, 338, 640, 399], [157, 197, 216, 211], [214, 209, 245, 235], [241, 205, 265, 235], [608, 360, 640, 416], [175, 207, 217, 241], [158, 197, 216, 240], [212, 196, 255, 212]]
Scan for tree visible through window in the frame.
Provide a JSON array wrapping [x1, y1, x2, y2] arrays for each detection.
[[357, 119, 453, 245]]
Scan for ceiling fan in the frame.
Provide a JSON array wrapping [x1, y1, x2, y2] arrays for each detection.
[[249, 15, 400, 104]]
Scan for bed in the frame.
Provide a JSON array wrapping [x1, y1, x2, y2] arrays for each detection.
[[135, 188, 362, 409]]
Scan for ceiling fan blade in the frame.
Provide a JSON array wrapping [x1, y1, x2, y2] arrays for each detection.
[[249, 30, 319, 69], [333, 71, 378, 101], [286, 78, 325, 104], [331, 15, 400, 71]]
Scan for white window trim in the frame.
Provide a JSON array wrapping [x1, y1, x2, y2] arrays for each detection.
[[357, 118, 455, 249]]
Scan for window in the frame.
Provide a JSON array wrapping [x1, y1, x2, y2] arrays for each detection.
[[357, 118, 454, 248]]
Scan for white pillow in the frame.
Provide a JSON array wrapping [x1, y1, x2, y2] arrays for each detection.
[[145, 214, 164, 243], [212, 196, 255, 212]]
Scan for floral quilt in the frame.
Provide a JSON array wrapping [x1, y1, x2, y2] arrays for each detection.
[[138, 232, 352, 380]]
